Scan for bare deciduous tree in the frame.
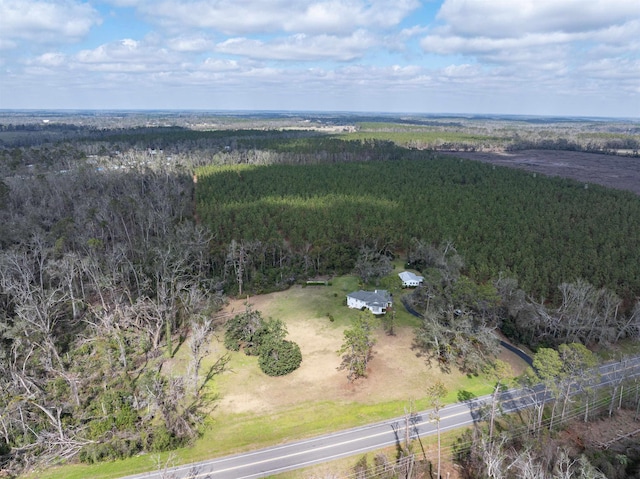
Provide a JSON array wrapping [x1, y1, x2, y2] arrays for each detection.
[[188, 318, 213, 398]]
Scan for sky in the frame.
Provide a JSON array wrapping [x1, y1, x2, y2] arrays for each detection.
[[0, 0, 639, 117]]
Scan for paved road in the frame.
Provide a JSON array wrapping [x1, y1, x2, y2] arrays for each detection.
[[125, 402, 478, 479], [123, 355, 640, 479]]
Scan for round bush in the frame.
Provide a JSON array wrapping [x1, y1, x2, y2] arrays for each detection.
[[258, 340, 302, 376]]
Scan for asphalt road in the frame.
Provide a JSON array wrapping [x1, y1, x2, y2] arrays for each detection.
[[123, 355, 640, 479], [124, 402, 478, 479]]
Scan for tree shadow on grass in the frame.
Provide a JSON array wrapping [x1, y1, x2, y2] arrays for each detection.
[[457, 389, 477, 402]]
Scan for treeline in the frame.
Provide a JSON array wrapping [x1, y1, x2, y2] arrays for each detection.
[[507, 136, 640, 154], [196, 157, 640, 303], [346, 120, 640, 155], [0, 163, 226, 475], [0, 128, 318, 164], [406, 258, 640, 353], [0, 131, 391, 176], [2, 113, 637, 155], [76, 127, 317, 150]]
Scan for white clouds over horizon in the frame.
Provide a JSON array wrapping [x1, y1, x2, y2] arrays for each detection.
[[0, 0, 101, 50], [120, 0, 421, 35], [215, 30, 378, 62], [1, 0, 638, 116]]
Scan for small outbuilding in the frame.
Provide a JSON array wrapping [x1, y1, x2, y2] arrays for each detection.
[[399, 271, 424, 287], [346, 290, 393, 315]]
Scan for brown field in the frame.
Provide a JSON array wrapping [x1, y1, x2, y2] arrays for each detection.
[[441, 149, 640, 196]]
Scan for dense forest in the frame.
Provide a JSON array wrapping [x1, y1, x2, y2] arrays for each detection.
[[196, 158, 640, 303], [0, 112, 639, 477]]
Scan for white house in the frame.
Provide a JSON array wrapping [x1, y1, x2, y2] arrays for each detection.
[[399, 271, 424, 287], [346, 290, 393, 315]]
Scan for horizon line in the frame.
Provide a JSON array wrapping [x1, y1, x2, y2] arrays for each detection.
[[0, 109, 637, 122]]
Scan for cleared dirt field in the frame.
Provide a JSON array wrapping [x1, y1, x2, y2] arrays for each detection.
[[441, 150, 640, 196]]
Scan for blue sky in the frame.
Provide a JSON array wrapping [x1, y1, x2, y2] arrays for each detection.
[[0, 0, 639, 117]]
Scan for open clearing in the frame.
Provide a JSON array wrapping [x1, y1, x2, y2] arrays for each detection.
[[34, 278, 530, 479], [212, 283, 529, 419], [441, 149, 640, 196]]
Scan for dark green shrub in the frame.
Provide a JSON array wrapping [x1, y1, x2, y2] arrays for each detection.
[[149, 424, 174, 452], [225, 311, 303, 375], [114, 403, 137, 429], [223, 334, 241, 351], [223, 309, 264, 353], [79, 437, 141, 464], [0, 438, 9, 456], [258, 340, 302, 376]]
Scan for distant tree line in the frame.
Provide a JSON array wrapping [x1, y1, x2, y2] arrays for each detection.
[[344, 120, 640, 155]]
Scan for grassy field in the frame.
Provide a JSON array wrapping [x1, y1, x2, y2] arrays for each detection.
[[338, 129, 504, 145], [334, 122, 506, 146], [33, 267, 527, 479]]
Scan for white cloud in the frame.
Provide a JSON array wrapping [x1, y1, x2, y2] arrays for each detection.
[[201, 57, 241, 72], [29, 38, 186, 74], [441, 63, 480, 78], [0, 38, 17, 50], [166, 35, 214, 53], [74, 38, 181, 69], [434, 0, 640, 38], [0, 0, 100, 49], [102, 0, 144, 6], [418, 0, 640, 101], [422, 31, 580, 56], [591, 18, 640, 45], [215, 30, 377, 61], [422, 0, 640, 60], [285, 0, 420, 34], [33, 52, 67, 67], [581, 58, 640, 78], [397, 25, 429, 40], [1, 0, 638, 116], [77, 39, 142, 63], [105, 0, 420, 35], [2, 53, 637, 116]]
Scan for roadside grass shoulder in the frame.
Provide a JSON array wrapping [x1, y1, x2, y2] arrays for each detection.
[[31, 391, 489, 479], [32, 374, 493, 479], [198, 374, 490, 457]]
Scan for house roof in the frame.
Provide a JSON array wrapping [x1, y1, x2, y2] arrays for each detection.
[[347, 289, 392, 307], [399, 271, 424, 282]]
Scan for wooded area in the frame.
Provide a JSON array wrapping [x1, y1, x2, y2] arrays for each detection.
[[196, 157, 640, 304], [1, 111, 639, 477], [0, 153, 226, 473]]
